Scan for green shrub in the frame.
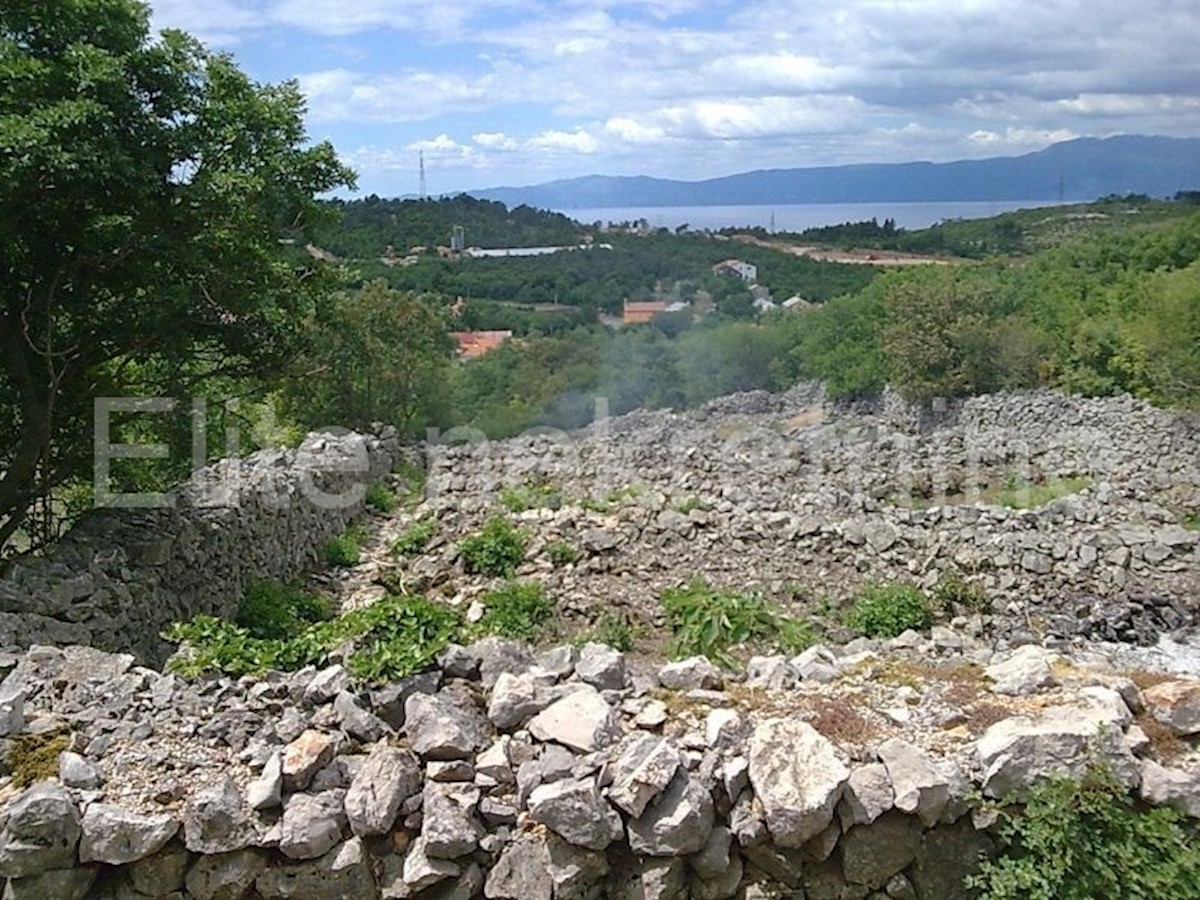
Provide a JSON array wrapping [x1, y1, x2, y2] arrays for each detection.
[[968, 765, 1200, 899], [932, 571, 990, 613], [475, 581, 555, 641], [235, 580, 332, 641], [846, 582, 932, 638], [589, 611, 637, 652], [660, 578, 816, 667], [323, 524, 367, 567], [499, 481, 564, 513], [546, 540, 582, 567], [8, 731, 69, 788], [393, 519, 437, 557], [365, 481, 399, 513], [459, 516, 528, 577]]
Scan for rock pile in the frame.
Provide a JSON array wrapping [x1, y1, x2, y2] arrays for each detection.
[[0, 627, 1196, 899]]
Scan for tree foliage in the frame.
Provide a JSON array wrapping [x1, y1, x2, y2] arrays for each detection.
[[0, 0, 353, 554]]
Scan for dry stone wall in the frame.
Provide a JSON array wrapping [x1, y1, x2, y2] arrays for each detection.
[[0, 430, 400, 665]]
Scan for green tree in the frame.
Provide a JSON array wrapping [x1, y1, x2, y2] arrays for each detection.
[[0, 0, 352, 553]]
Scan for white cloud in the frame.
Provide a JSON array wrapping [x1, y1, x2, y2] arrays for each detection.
[[525, 129, 600, 154], [473, 132, 519, 150]]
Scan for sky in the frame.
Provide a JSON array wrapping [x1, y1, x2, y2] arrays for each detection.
[[149, 0, 1200, 198]]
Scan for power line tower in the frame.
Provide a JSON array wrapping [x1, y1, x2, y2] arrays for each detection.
[[419, 150, 427, 200]]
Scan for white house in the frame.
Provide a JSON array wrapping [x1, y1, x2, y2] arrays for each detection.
[[712, 259, 758, 282]]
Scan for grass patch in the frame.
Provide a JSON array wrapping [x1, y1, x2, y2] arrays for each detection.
[[459, 516, 528, 577], [1181, 512, 1200, 532], [323, 524, 368, 567], [984, 474, 1091, 509], [672, 495, 703, 514], [365, 481, 400, 514], [473, 581, 555, 642], [846, 581, 933, 638], [393, 519, 437, 557], [967, 764, 1200, 899], [581, 484, 644, 513], [499, 481, 564, 513], [660, 578, 816, 668], [235, 580, 332, 641], [546, 540, 582, 567], [575, 611, 638, 652], [8, 730, 69, 788], [394, 460, 427, 508]]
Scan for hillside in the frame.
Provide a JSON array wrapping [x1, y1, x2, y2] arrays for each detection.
[[470, 135, 1200, 209]]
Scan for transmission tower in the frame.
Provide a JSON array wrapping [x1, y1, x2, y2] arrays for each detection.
[[419, 150, 427, 199]]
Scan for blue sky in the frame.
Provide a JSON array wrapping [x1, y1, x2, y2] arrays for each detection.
[[150, 0, 1200, 198]]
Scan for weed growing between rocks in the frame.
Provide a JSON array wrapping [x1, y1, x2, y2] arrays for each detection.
[[574, 611, 638, 652], [323, 524, 368, 567], [545, 539, 582, 567], [392, 519, 437, 557], [235, 580, 332, 640], [472, 581, 555, 642], [984, 473, 1092, 509], [967, 765, 1200, 899], [7, 730, 68, 788], [364, 481, 400, 513], [932, 571, 990, 614], [660, 578, 816, 667], [499, 480, 564, 513], [846, 581, 933, 638], [459, 516, 528, 577]]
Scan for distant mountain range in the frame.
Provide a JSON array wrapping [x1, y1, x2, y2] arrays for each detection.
[[469, 136, 1200, 209]]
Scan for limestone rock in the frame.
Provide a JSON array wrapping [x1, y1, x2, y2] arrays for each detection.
[[840, 810, 921, 889], [79, 802, 179, 865], [484, 832, 608, 900], [657, 656, 723, 691], [257, 836, 376, 900], [183, 778, 255, 854], [345, 744, 422, 837], [838, 762, 894, 829], [1142, 680, 1200, 736], [527, 686, 620, 752], [402, 834, 462, 891], [608, 733, 683, 818], [422, 783, 482, 859], [528, 777, 624, 850], [185, 848, 270, 900], [878, 738, 950, 826], [4, 867, 96, 900], [627, 772, 714, 856], [985, 645, 1059, 696], [128, 843, 190, 896], [573, 642, 627, 691], [58, 751, 101, 789], [748, 718, 849, 847], [406, 692, 483, 760], [279, 791, 346, 860], [246, 750, 283, 811], [281, 729, 337, 791], [1139, 759, 1200, 818], [487, 672, 546, 731], [0, 781, 82, 878], [688, 824, 733, 880]]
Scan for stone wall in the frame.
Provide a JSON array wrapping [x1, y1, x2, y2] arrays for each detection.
[[0, 430, 399, 665], [0, 634, 1196, 900]]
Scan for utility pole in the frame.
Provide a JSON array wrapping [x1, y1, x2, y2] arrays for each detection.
[[419, 150, 427, 200]]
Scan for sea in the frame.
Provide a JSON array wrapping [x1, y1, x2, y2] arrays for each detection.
[[557, 200, 1069, 232]]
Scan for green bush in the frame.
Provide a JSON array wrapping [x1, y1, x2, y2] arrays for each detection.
[[546, 540, 582, 567], [932, 571, 990, 614], [846, 582, 932, 638], [474, 581, 555, 641], [499, 481, 564, 513], [365, 481, 399, 513], [235, 580, 332, 641], [459, 516, 528, 577], [323, 524, 368, 567], [393, 519, 437, 557], [660, 578, 816, 667], [968, 765, 1200, 899]]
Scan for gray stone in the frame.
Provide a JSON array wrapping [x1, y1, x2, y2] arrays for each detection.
[[839, 762, 895, 829], [745, 655, 795, 690], [128, 844, 189, 896], [487, 672, 546, 731], [985, 645, 1058, 696], [406, 692, 482, 760], [369, 671, 441, 730], [657, 656, 723, 690], [79, 802, 179, 865], [536, 645, 579, 681], [485, 832, 608, 900], [748, 718, 849, 847], [908, 818, 994, 900], [1139, 759, 1200, 818], [469, 636, 535, 689], [573, 642, 627, 691], [182, 777, 255, 854], [627, 772, 714, 856], [688, 824, 733, 879], [1143, 680, 1200, 736], [345, 744, 422, 836], [878, 738, 950, 826], [279, 791, 346, 860], [609, 733, 683, 817], [609, 857, 688, 900], [4, 867, 96, 900], [304, 665, 351, 705], [246, 751, 283, 811], [528, 777, 624, 850], [841, 811, 921, 889], [422, 783, 482, 859], [527, 686, 620, 752], [334, 690, 389, 743], [0, 781, 82, 877], [58, 751, 101, 789], [257, 836, 376, 900], [185, 849, 270, 900], [403, 834, 462, 890]]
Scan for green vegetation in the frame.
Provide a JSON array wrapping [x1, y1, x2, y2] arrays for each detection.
[[7, 730, 69, 788], [581, 484, 645, 513], [546, 540, 583, 567], [985, 475, 1092, 509], [932, 572, 990, 614], [0, 0, 352, 557], [472, 581, 555, 642], [660, 578, 816, 667], [846, 582, 933, 638], [968, 765, 1200, 899], [235, 580, 332, 641], [499, 481, 565, 512], [364, 482, 400, 514], [393, 519, 438, 557], [323, 524, 368, 568], [459, 517, 528, 577], [672, 495, 703, 514], [1182, 513, 1200, 532], [584, 611, 638, 652]]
